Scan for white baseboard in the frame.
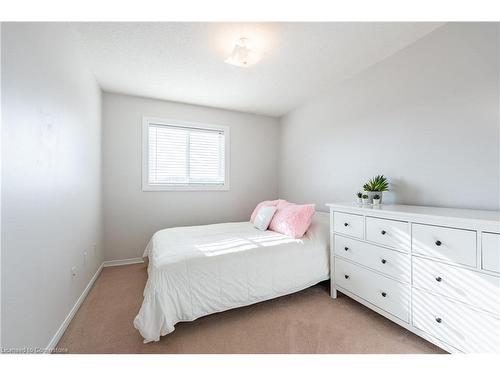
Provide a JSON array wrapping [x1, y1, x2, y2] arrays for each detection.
[[44, 257, 144, 352], [45, 262, 104, 352], [103, 257, 144, 267]]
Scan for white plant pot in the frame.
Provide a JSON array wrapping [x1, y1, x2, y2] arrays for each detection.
[[364, 191, 383, 204], [362, 198, 370, 205], [373, 198, 381, 205]]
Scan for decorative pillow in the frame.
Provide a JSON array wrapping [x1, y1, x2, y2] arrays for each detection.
[[268, 199, 291, 228], [253, 206, 278, 231], [275, 199, 292, 210], [269, 202, 316, 238], [250, 200, 280, 222]]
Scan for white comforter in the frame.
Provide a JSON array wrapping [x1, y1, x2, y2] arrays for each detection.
[[133, 212, 330, 342]]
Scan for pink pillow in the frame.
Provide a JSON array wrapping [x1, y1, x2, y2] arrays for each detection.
[[269, 203, 316, 238], [250, 200, 280, 222], [275, 199, 292, 210], [268, 199, 291, 228]]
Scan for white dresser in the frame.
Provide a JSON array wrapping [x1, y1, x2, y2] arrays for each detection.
[[327, 203, 500, 353]]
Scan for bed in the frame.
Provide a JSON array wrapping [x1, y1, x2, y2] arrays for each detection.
[[133, 212, 330, 343]]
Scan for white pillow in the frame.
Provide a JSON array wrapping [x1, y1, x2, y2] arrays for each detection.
[[253, 206, 278, 231]]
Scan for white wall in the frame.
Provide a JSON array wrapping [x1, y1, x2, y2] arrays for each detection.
[[1, 23, 103, 349], [0, 21, 3, 349], [279, 23, 500, 211], [102, 93, 280, 261]]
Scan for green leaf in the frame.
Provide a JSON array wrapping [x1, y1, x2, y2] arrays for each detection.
[[363, 175, 388, 191]]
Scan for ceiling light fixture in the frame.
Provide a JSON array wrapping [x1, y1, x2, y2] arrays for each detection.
[[224, 37, 260, 67]]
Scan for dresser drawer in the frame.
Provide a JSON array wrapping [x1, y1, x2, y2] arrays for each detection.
[[412, 223, 476, 267], [482, 232, 500, 273], [365, 217, 410, 251], [334, 235, 410, 282], [412, 257, 500, 315], [412, 289, 500, 353], [335, 258, 409, 322], [333, 212, 364, 239]]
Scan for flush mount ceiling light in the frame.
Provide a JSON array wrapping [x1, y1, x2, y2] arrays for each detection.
[[224, 37, 260, 67]]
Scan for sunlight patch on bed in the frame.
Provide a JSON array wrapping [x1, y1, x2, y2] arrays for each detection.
[[248, 233, 287, 242], [259, 238, 302, 246], [195, 232, 302, 256], [202, 244, 259, 256], [248, 233, 302, 246], [196, 238, 252, 251]]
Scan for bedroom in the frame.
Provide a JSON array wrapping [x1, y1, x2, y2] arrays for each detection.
[[1, 0, 499, 372]]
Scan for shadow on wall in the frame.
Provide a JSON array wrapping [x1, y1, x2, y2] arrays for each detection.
[[387, 178, 425, 205]]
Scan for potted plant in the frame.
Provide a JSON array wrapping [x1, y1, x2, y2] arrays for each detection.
[[361, 194, 369, 205], [372, 194, 381, 205], [363, 175, 389, 203], [356, 192, 363, 204]]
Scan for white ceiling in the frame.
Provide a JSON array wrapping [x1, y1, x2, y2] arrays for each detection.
[[72, 22, 443, 117]]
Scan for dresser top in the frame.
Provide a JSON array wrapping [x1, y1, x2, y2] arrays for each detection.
[[326, 202, 500, 227]]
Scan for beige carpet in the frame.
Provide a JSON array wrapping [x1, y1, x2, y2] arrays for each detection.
[[57, 263, 445, 354]]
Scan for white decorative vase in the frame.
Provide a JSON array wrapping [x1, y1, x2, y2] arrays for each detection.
[[362, 198, 369, 205], [373, 198, 381, 206]]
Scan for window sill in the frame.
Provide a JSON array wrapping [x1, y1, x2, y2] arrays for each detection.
[[142, 183, 230, 192]]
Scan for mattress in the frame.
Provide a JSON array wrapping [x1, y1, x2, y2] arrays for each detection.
[[133, 212, 330, 342]]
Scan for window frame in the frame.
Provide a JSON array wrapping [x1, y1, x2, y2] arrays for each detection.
[[142, 117, 230, 191]]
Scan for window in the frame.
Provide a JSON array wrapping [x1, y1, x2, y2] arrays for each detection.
[[142, 118, 230, 191]]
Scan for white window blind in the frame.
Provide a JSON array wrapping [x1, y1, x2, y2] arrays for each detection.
[[144, 120, 228, 190]]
